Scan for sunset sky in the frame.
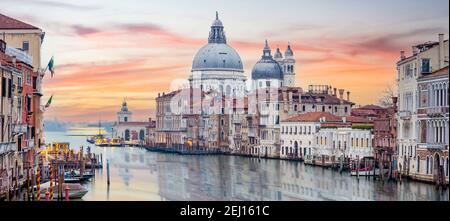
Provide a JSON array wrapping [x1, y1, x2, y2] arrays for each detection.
[[1, 0, 449, 122]]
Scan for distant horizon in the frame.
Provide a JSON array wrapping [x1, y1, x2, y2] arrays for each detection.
[[2, 0, 449, 122]]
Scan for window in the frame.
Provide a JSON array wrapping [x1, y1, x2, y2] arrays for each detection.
[[421, 59, 431, 73], [322, 106, 325, 112], [8, 78, 12, 98], [1, 77, 6, 97], [302, 105, 306, 112], [417, 157, 420, 173], [22, 41, 29, 51]]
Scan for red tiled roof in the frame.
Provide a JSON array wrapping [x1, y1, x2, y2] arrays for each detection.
[[359, 104, 385, 110], [0, 13, 39, 30], [282, 112, 343, 123]]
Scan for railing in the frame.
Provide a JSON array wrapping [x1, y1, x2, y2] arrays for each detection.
[[0, 142, 16, 155], [427, 107, 449, 116], [425, 143, 447, 150], [398, 111, 412, 120]]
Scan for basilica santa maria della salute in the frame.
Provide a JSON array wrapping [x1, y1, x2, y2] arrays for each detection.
[[188, 12, 296, 97]]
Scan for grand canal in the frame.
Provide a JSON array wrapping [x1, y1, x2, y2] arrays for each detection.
[[45, 132, 448, 201]]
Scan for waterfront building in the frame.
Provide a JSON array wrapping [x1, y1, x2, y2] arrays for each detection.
[[155, 90, 187, 149], [280, 112, 342, 161], [145, 118, 157, 147], [1, 14, 45, 184], [373, 97, 398, 179], [315, 126, 374, 167], [112, 100, 151, 144], [415, 66, 449, 184], [396, 33, 448, 180], [0, 38, 39, 197]]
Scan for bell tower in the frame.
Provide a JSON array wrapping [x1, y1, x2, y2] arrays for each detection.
[[283, 43, 296, 87], [117, 99, 132, 123]]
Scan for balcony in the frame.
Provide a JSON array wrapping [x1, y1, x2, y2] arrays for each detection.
[[425, 143, 447, 150], [0, 142, 16, 155], [398, 111, 412, 120], [427, 107, 449, 117]]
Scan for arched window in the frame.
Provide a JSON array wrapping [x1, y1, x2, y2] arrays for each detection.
[[351, 138, 354, 147], [446, 158, 449, 177], [356, 138, 359, 147], [125, 129, 130, 141], [417, 156, 420, 173], [366, 138, 369, 147], [426, 156, 429, 174], [139, 130, 145, 141], [430, 156, 434, 175], [361, 139, 364, 147]]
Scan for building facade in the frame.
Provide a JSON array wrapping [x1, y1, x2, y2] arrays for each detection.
[[415, 66, 449, 184], [112, 100, 149, 144], [396, 33, 448, 182]]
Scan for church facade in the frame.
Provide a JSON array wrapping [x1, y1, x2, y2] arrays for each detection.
[[112, 100, 149, 144]]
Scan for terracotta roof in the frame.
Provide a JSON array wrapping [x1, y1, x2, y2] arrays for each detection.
[[419, 66, 449, 80], [0, 13, 39, 30], [346, 116, 373, 124], [282, 112, 343, 123], [301, 92, 353, 105], [351, 109, 378, 117], [359, 104, 385, 110]]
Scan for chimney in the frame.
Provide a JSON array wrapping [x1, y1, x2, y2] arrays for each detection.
[[338, 89, 344, 99], [339, 89, 345, 104], [334, 88, 337, 97], [12, 56, 17, 67], [400, 51, 405, 60], [439, 33, 445, 69], [347, 91, 350, 101]]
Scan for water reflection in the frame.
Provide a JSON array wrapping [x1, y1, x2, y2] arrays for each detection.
[[46, 132, 448, 201]]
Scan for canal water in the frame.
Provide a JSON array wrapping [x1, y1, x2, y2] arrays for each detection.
[[45, 132, 449, 201]]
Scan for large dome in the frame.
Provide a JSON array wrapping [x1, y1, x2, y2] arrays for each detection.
[[251, 40, 284, 80], [191, 12, 244, 73], [192, 43, 244, 72]]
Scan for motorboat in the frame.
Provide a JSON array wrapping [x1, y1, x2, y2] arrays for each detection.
[[109, 138, 124, 147], [35, 182, 88, 199]]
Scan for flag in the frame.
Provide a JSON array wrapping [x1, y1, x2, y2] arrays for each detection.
[[45, 95, 53, 109], [46, 56, 55, 78]]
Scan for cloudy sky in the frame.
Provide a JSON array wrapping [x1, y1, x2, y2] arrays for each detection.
[[1, 0, 449, 122]]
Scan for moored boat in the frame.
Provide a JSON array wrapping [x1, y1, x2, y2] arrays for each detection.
[[35, 182, 88, 199], [109, 138, 124, 147]]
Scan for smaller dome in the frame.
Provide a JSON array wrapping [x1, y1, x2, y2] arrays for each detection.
[[252, 40, 283, 80], [274, 48, 283, 59], [285, 43, 294, 57], [251, 60, 283, 80]]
